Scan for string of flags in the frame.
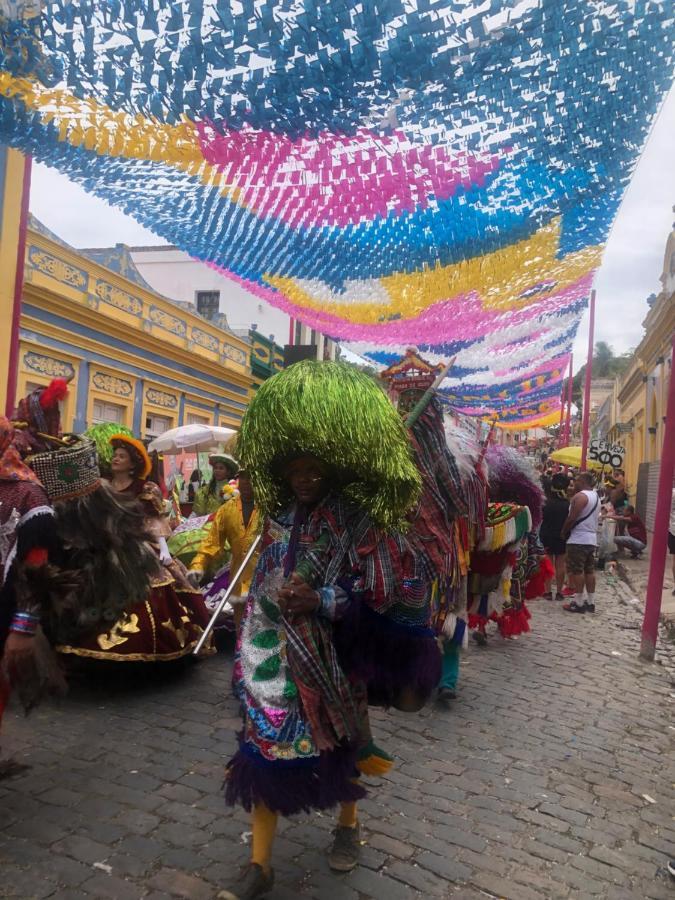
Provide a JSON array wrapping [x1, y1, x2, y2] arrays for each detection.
[[0, 1, 672, 424]]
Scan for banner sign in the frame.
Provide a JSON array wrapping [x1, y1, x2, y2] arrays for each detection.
[[589, 439, 625, 469]]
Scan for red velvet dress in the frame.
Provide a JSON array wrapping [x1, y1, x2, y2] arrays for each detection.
[[56, 480, 214, 662]]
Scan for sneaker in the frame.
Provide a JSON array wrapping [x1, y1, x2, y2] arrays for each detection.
[[471, 630, 488, 646], [218, 864, 274, 900], [328, 824, 361, 872], [437, 687, 457, 703], [585, 603, 595, 613], [667, 860, 675, 878], [562, 601, 586, 613], [542, 591, 553, 601]]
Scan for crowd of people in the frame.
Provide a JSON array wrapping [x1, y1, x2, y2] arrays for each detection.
[[537, 455, 658, 613], [0, 358, 666, 900]]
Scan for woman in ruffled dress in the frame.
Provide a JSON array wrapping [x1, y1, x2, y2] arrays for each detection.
[[52, 434, 213, 662]]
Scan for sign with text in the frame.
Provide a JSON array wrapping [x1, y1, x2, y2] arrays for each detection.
[[589, 439, 625, 469]]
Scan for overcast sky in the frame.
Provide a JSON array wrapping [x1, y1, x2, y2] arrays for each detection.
[[28, 86, 675, 375]]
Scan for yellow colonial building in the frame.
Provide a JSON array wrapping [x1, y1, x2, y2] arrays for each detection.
[[607, 227, 674, 526], [17, 215, 253, 436]]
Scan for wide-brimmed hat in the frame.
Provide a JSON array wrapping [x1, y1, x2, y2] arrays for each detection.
[[109, 434, 152, 480], [208, 453, 238, 478], [30, 437, 101, 501]]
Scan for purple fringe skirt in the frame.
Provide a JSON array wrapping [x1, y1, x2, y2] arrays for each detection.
[[334, 601, 441, 710], [225, 739, 365, 817]]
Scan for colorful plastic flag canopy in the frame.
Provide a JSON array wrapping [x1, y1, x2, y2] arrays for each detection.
[[0, 1, 673, 425]]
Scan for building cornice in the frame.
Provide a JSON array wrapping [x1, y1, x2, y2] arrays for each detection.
[[25, 228, 251, 370]]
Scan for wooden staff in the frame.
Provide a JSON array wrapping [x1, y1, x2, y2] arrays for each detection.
[[404, 357, 455, 428], [477, 416, 498, 467]]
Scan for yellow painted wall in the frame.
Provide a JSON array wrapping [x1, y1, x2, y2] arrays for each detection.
[[16, 220, 254, 435], [0, 149, 29, 414], [17, 340, 80, 430]]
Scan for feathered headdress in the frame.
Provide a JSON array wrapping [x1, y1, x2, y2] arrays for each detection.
[[12, 377, 71, 456], [238, 360, 421, 529], [486, 445, 544, 529], [38, 378, 69, 411]]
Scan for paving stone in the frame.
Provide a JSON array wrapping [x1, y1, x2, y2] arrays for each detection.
[[414, 850, 472, 883], [51, 834, 112, 865], [366, 832, 415, 859], [0, 867, 60, 898], [538, 800, 589, 827], [343, 865, 422, 900], [509, 866, 571, 898], [385, 860, 448, 896], [1, 582, 674, 899], [152, 822, 210, 848], [470, 870, 543, 900], [79, 873, 146, 900], [569, 852, 629, 885], [146, 867, 216, 899], [105, 853, 153, 878]]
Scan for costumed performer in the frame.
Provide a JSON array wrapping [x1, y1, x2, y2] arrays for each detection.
[[192, 454, 239, 517], [380, 349, 471, 705], [221, 361, 440, 900], [46, 432, 213, 662], [0, 416, 63, 768], [468, 446, 549, 642], [189, 469, 260, 631]]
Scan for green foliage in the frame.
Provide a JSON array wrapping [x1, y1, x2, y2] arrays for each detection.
[[571, 342, 633, 406]]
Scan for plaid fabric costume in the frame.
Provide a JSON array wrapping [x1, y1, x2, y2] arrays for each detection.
[[226, 492, 439, 816]]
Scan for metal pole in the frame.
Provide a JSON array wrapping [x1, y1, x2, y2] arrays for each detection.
[[580, 291, 596, 469], [5, 154, 32, 417], [193, 534, 262, 655], [563, 354, 573, 447], [639, 332, 675, 661], [557, 386, 565, 448]]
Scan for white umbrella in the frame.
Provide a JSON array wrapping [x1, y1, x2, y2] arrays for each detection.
[[147, 423, 236, 455]]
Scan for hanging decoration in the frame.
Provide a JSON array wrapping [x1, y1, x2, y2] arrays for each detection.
[[0, 2, 672, 424]]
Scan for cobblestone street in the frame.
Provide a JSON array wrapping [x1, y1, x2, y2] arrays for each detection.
[[1, 573, 674, 900]]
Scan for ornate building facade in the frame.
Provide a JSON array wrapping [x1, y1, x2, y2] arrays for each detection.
[[17, 216, 253, 437], [607, 227, 675, 528]]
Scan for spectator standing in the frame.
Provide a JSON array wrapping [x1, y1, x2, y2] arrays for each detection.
[[561, 472, 600, 613], [187, 469, 202, 504], [540, 473, 570, 601]]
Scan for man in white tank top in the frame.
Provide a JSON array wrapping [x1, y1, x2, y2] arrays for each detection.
[[561, 472, 600, 613]]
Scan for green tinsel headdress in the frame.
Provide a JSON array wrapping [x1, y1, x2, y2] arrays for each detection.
[[84, 423, 134, 466], [239, 361, 421, 530]]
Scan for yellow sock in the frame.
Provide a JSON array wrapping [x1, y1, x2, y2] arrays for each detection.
[[338, 781, 359, 829], [251, 803, 277, 875]]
